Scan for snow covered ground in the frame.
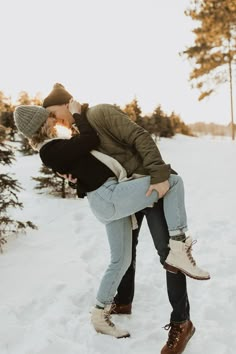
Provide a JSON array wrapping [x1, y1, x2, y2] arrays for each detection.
[[1, 134, 236, 354]]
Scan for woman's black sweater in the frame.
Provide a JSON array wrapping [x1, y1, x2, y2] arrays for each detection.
[[39, 114, 115, 198]]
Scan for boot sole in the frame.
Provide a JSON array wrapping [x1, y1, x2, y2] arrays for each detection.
[[117, 333, 131, 339], [164, 262, 211, 280], [110, 311, 132, 315], [95, 329, 130, 339]]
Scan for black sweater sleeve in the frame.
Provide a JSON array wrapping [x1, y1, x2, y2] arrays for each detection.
[[73, 113, 96, 135], [40, 117, 99, 174]]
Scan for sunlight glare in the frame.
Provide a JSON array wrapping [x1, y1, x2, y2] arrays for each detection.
[[55, 124, 72, 139]]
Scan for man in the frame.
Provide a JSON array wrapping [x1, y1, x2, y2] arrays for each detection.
[[42, 83, 195, 354]]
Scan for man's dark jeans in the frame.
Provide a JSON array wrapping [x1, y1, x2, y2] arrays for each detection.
[[114, 199, 190, 323]]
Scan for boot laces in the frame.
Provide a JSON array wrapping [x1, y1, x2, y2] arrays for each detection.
[[163, 322, 184, 349], [104, 305, 115, 327], [185, 238, 197, 266]]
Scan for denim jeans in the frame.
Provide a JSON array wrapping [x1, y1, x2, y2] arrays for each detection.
[[87, 174, 187, 235], [114, 200, 190, 323], [87, 174, 188, 305], [95, 217, 133, 305]]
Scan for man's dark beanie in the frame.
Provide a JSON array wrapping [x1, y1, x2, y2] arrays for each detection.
[[43, 83, 73, 108]]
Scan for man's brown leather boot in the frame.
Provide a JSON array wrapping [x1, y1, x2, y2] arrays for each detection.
[[161, 320, 195, 354], [110, 303, 132, 315]]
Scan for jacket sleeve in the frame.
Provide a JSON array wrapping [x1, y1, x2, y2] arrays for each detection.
[[101, 105, 171, 183], [40, 129, 99, 174]]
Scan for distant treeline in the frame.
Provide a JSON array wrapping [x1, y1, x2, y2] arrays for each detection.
[[0, 90, 192, 140], [1, 89, 234, 139], [189, 122, 234, 137]]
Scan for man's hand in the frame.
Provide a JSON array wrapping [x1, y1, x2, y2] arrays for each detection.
[[146, 180, 170, 198], [57, 172, 77, 184], [68, 98, 81, 115]]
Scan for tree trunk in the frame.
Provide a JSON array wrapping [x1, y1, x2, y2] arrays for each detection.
[[228, 57, 235, 140], [61, 179, 66, 199]]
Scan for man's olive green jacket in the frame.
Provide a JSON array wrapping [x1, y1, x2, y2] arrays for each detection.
[[86, 104, 172, 184]]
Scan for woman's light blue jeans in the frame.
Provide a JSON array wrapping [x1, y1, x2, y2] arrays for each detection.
[[87, 174, 187, 305]]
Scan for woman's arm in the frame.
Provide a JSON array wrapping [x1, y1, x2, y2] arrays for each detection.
[[40, 131, 99, 174], [73, 113, 98, 136]]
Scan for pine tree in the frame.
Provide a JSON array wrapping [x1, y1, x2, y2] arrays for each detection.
[[124, 98, 142, 122], [0, 91, 11, 112], [16, 91, 32, 105], [183, 0, 236, 139], [169, 112, 193, 136], [31, 92, 43, 106], [0, 111, 16, 141], [19, 136, 36, 156], [150, 105, 175, 138], [0, 92, 16, 141], [0, 132, 36, 251]]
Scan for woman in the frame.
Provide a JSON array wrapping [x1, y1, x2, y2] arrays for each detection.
[[14, 104, 209, 338]]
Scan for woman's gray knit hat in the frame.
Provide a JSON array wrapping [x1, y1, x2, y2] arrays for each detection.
[[14, 105, 49, 138]]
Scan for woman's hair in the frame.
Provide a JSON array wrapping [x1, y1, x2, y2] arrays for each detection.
[[29, 117, 57, 150], [29, 115, 78, 150]]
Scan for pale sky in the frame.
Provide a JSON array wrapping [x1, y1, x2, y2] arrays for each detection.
[[1, 0, 234, 124]]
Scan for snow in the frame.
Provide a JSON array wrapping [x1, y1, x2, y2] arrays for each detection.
[[1, 134, 236, 354]]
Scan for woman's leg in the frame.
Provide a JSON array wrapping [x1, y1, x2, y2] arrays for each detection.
[[96, 217, 132, 305], [87, 176, 157, 222], [87, 175, 188, 236], [91, 216, 132, 338], [163, 175, 187, 236]]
